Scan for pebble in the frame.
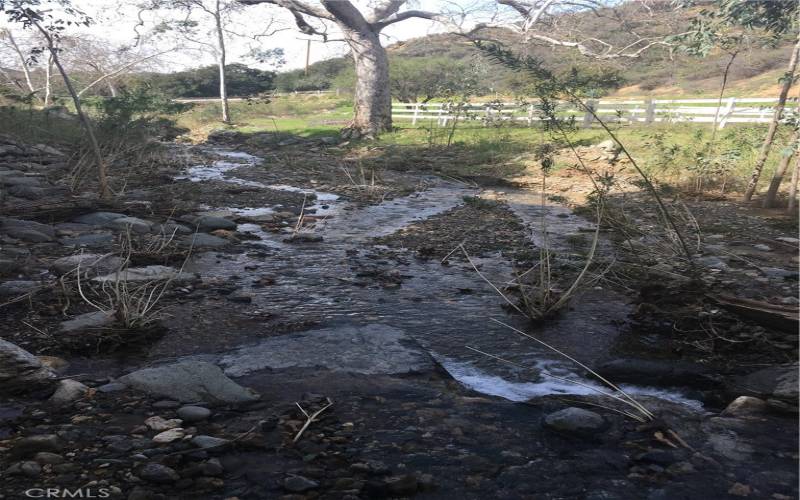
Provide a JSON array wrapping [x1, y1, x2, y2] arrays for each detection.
[[191, 435, 230, 450], [145, 416, 183, 431], [542, 407, 607, 436], [11, 434, 62, 458], [284, 475, 319, 492], [152, 428, 185, 443], [138, 463, 180, 483], [177, 405, 212, 422]]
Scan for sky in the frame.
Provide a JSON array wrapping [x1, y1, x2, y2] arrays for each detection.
[[40, 0, 472, 72]]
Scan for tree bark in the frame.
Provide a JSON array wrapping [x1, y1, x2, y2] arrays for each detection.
[[4, 30, 41, 103], [214, 1, 231, 124], [763, 128, 799, 208], [43, 54, 53, 107], [33, 22, 110, 200], [344, 27, 391, 137], [743, 31, 800, 202], [788, 155, 799, 213]]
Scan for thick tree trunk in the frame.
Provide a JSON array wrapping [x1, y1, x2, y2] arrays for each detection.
[[743, 33, 800, 202], [345, 28, 391, 138], [763, 128, 799, 208]]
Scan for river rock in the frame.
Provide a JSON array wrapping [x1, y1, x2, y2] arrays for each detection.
[[0, 339, 56, 395], [181, 233, 229, 248], [5, 460, 42, 477], [93, 265, 194, 283], [60, 232, 114, 248], [144, 416, 183, 431], [73, 212, 126, 225], [51, 253, 123, 276], [191, 435, 230, 450], [194, 216, 236, 232], [177, 405, 212, 422], [729, 363, 798, 403], [49, 379, 89, 406], [721, 396, 769, 417], [284, 475, 319, 492], [152, 428, 185, 443], [30, 144, 65, 156], [10, 435, 62, 459], [108, 216, 152, 234], [119, 361, 259, 403], [33, 452, 65, 465], [0, 280, 40, 296], [543, 407, 607, 436], [59, 311, 116, 333], [4, 227, 53, 242], [596, 358, 717, 389], [138, 463, 180, 483]]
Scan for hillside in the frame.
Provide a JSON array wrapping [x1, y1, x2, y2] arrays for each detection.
[[283, 1, 794, 98]]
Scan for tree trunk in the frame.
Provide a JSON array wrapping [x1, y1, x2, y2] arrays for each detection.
[[34, 23, 110, 200], [743, 32, 800, 202], [344, 28, 391, 138], [788, 155, 799, 213], [214, 4, 231, 124], [763, 128, 799, 208], [43, 54, 53, 107]]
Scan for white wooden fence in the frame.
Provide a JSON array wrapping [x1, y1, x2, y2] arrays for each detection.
[[392, 97, 798, 129]]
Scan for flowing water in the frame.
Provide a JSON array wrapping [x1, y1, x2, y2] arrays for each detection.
[[173, 149, 702, 409]]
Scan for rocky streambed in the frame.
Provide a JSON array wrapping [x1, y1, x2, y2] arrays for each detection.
[[0, 136, 797, 499]]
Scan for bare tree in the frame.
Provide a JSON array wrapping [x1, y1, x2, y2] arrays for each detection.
[[743, 30, 800, 202], [762, 127, 799, 208], [3, 1, 111, 200], [238, 0, 445, 138]]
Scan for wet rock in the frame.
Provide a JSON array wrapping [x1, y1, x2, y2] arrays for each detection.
[[4, 227, 53, 242], [49, 379, 90, 406], [108, 216, 152, 234], [152, 428, 185, 443], [93, 265, 195, 283], [0, 280, 40, 296], [144, 416, 183, 431], [181, 233, 229, 248], [191, 435, 229, 450], [542, 407, 607, 436], [177, 405, 211, 422], [597, 358, 717, 389], [59, 311, 116, 333], [220, 324, 434, 377], [138, 463, 180, 483], [73, 211, 126, 225], [0, 339, 56, 395], [9, 185, 49, 200], [227, 291, 253, 303], [199, 458, 223, 476], [98, 382, 128, 393], [194, 216, 236, 232], [119, 361, 259, 403], [37, 356, 69, 374], [60, 232, 114, 248], [11, 434, 62, 458], [705, 431, 754, 462], [776, 236, 799, 245], [5, 460, 42, 477], [284, 475, 319, 492], [721, 396, 769, 417], [366, 475, 419, 497], [285, 232, 323, 243], [51, 253, 123, 276], [760, 267, 796, 280], [33, 452, 65, 465], [730, 363, 798, 402]]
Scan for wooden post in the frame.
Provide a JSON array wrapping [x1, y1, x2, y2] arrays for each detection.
[[582, 99, 597, 128], [644, 99, 656, 124], [412, 103, 420, 125], [527, 104, 534, 126]]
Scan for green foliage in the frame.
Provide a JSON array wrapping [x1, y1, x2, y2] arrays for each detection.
[[88, 86, 191, 140], [134, 63, 275, 98], [274, 58, 350, 92]]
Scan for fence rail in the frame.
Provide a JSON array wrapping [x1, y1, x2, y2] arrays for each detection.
[[392, 97, 799, 129]]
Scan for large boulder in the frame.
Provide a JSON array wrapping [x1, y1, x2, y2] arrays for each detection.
[[118, 361, 259, 404], [0, 339, 56, 395]]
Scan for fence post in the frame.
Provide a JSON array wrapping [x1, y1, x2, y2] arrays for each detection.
[[718, 97, 736, 130], [581, 99, 597, 128], [412, 103, 420, 126], [527, 104, 534, 127], [644, 99, 656, 125]]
